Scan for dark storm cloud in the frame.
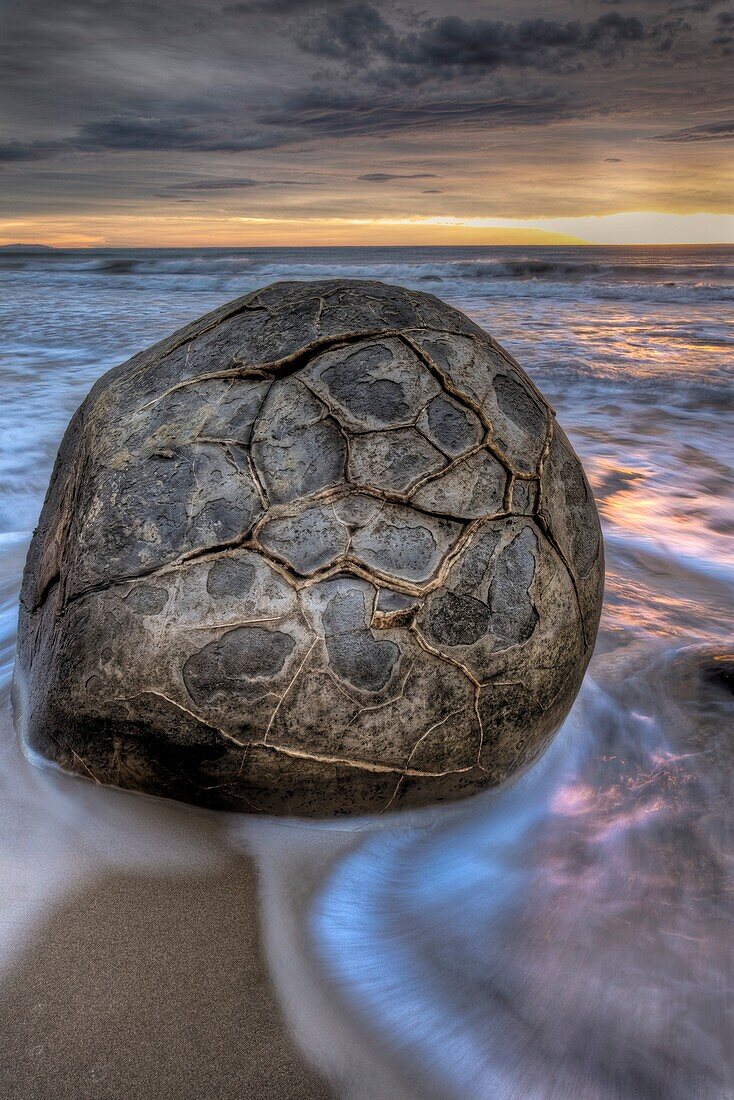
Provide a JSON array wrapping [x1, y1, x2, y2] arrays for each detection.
[[223, 0, 340, 13], [78, 116, 282, 152], [600, 0, 725, 8], [6, 0, 606, 166], [0, 117, 286, 163], [262, 84, 579, 140], [712, 9, 734, 48], [357, 172, 438, 180], [646, 16, 691, 51], [0, 0, 720, 166], [0, 0, 730, 226], [0, 85, 579, 166], [0, 142, 58, 164], [647, 119, 734, 140], [302, 5, 646, 79], [168, 177, 304, 189]]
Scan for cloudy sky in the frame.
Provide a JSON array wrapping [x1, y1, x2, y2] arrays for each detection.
[[1, 0, 732, 245]]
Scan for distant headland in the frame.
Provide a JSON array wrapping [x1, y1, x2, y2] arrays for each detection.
[[0, 244, 56, 253]]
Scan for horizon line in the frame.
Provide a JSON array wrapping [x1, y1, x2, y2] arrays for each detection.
[[2, 240, 732, 250]]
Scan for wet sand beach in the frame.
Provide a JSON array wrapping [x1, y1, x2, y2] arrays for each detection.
[[0, 702, 336, 1100], [0, 863, 333, 1100]]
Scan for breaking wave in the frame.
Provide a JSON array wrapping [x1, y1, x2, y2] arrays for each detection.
[[2, 246, 732, 306]]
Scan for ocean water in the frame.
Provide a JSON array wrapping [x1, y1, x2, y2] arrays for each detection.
[[0, 245, 732, 1098]]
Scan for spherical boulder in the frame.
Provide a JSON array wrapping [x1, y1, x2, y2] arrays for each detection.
[[14, 281, 603, 816]]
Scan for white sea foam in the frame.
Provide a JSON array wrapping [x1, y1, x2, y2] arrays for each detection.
[[2, 246, 733, 306]]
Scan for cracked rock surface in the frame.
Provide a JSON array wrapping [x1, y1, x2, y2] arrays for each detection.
[[14, 280, 603, 816]]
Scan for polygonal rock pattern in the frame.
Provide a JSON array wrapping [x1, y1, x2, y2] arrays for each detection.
[[14, 280, 603, 816]]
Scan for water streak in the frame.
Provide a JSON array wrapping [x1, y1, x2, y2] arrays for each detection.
[[310, 644, 734, 1098]]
